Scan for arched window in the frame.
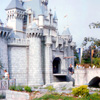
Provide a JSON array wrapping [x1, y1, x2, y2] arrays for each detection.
[[53, 57, 61, 74]]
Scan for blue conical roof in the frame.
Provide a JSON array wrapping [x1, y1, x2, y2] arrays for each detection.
[[53, 11, 58, 20], [5, 0, 25, 11], [62, 27, 71, 35], [23, 0, 47, 18]]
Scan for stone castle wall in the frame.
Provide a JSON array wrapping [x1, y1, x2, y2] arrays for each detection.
[[28, 37, 44, 86], [0, 37, 8, 71], [8, 46, 29, 85]]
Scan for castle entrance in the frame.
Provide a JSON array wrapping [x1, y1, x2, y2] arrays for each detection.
[[53, 57, 61, 74]]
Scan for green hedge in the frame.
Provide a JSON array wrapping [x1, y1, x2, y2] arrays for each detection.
[[72, 85, 89, 97]]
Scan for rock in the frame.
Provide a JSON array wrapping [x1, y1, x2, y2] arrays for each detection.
[[43, 82, 73, 90]]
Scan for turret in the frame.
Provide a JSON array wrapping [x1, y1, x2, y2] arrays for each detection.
[[38, 9, 44, 28], [5, 0, 25, 38], [53, 11, 58, 23], [26, 22, 44, 85]]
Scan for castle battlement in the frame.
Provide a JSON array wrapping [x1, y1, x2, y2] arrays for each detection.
[[8, 38, 30, 46], [0, 27, 12, 38], [70, 42, 76, 47], [26, 28, 43, 38]]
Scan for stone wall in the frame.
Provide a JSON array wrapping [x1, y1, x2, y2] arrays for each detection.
[[6, 90, 30, 100], [0, 37, 8, 73], [28, 37, 44, 85], [74, 68, 100, 85], [8, 46, 29, 86]]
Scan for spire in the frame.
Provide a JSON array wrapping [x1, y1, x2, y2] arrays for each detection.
[[53, 11, 58, 20], [62, 26, 71, 35], [5, 0, 25, 11], [0, 19, 3, 26]]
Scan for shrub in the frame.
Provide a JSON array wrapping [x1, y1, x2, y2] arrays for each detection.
[[0, 94, 5, 99], [34, 86, 38, 89], [91, 93, 99, 97], [45, 85, 55, 92], [93, 58, 100, 68], [9, 85, 16, 90], [72, 85, 89, 97], [62, 87, 66, 91], [24, 86, 32, 92], [16, 86, 23, 91], [84, 93, 100, 100], [33, 94, 75, 100], [52, 92, 60, 95]]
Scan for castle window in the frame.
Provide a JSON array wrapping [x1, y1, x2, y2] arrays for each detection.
[[29, 14, 31, 23], [23, 15, 27, 25], [4, 32, 6, 37]]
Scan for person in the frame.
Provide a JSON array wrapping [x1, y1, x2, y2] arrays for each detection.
[[53, 66, 57, 73], [76, 64, 79, 69], [68, 64, 74, 75], [68, 64, 75, 86], [89, 66, 91, 68], [4, 70, 9, 80], [92, 65, 95, 69]]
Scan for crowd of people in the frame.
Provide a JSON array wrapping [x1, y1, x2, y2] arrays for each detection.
[[75, 64, 97, 69]]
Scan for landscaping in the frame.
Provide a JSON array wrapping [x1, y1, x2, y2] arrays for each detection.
[[6, 85, 100, 100], [33, 93, 100, 100]]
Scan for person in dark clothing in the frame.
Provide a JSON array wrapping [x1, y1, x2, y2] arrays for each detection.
[[68, 64, 75, 86], [68, 64, 74, 75], [53, 66, 57, 73]]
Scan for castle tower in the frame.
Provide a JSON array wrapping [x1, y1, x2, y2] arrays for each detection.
[[26, 22, 44, 85], [5, 0, 25, 38]]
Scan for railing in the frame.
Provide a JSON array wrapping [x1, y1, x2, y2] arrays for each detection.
[[8, 38, 30, 46], [0, 79, 16, 90]]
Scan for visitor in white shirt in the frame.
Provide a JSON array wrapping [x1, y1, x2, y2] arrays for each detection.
[[4, 70, 9, 80]]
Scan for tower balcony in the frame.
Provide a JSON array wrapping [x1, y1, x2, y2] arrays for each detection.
[[8, 38, 30, 46]]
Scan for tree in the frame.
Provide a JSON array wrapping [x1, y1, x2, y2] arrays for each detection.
[[81, 37, 100, 67], [74, 48, 79, 65]]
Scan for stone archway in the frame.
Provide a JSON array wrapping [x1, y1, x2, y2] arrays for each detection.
[[88, 76, 100, 87], [53, 57, 61, 74]]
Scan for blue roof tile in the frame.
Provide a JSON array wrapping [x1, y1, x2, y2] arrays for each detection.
[[5, 0, 25, 11]]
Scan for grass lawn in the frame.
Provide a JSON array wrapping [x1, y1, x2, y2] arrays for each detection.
[[33, 93, 100, 100]]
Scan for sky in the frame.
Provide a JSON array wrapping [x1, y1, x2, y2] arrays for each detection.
[[1, 0, 100, 48]]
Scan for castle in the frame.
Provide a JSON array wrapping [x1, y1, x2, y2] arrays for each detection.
[[0, 0, 76, 86]]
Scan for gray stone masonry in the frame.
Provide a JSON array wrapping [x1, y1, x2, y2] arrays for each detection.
[[28, 37, 44, 86], [0, 37, 8, 72], [8, 46, 28, 86]]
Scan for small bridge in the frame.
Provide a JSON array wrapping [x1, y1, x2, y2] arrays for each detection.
[[74, 68, 100, 87]]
